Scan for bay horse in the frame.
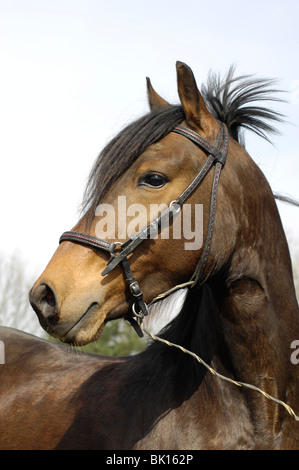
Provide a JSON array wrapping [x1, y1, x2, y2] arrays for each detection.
[[0, 62, 299, 450]]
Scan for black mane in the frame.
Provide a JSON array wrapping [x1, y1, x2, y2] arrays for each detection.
[[125, 284, 220, 406], [82, 68, 284, 216], [201, 66, 284, 144]]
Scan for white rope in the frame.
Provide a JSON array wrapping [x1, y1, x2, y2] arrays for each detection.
[[142, 326, 299, 422], [148, 281, 194, 307]]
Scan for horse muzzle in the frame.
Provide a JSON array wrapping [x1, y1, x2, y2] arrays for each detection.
[[29, 282, 104, 345]]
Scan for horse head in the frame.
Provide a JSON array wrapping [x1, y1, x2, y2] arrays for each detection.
[[29, 62, 297, 354]]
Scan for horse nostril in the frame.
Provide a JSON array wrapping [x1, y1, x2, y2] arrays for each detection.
[[29, 283, 58, 320], [43, 285, 56, 308]]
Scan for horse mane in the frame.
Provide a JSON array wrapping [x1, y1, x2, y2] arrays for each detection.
[[201, 66, 284, 144], [273, 192, 299, 207], [82, 67, 284, 217], [128, 285, 221, 400]]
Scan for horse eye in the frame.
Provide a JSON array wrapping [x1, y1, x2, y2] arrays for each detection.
[[139, 173, 168, 188]]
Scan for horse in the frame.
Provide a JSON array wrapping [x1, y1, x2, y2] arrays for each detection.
[[0, 61, 298, 450]]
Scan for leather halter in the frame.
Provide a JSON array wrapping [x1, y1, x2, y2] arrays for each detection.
[[59, 122, 229, 336]]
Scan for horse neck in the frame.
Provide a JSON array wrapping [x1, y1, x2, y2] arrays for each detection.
[[221, 154, 299, 356], [209, 153, 299, 444]]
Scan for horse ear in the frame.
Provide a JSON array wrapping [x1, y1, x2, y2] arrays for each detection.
[[146, 77, 170, 110], [176, 61, 216, 133]]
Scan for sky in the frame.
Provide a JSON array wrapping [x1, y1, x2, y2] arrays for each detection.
[[0, 0, 299, 281]]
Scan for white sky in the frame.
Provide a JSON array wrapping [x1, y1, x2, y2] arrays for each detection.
[[0, 0, 299, 278]]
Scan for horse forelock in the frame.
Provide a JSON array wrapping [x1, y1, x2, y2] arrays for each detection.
[[82, 105, 185, 220]]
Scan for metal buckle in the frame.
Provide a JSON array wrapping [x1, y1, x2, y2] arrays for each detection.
[[129, 280, 142, 297]]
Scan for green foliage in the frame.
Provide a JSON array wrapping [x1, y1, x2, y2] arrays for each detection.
[[75, 319, 147, 356]]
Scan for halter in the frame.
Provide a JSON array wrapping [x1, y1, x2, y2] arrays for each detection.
[[59, 122, 229, 337]]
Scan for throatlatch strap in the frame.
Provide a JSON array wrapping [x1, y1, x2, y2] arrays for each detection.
[[191, 161, 223, 285], [176, 155, 215, 205], [173, 122, 229, 285]]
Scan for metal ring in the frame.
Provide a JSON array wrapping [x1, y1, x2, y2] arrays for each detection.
[[169, 200, 181, 214], [169, 199, 178, 207], [132, 303, 144, 318], [112, 241, 123, 254]]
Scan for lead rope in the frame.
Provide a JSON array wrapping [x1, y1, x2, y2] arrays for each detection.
[[141, 325, 299, 423]]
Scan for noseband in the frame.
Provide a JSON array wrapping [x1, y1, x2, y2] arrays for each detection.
[[59, 122, 229, 336]]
